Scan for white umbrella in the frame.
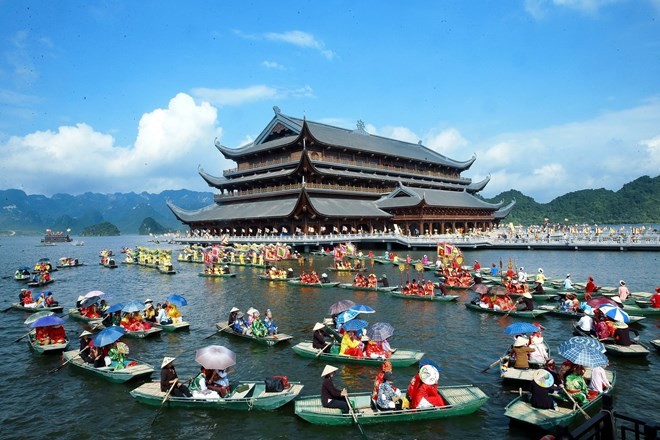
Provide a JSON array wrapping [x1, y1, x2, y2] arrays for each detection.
[[195, 345, 236, 370]]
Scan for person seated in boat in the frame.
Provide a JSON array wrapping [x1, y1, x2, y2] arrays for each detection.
[[48, 324, 66, 344], [617, 280, 630, 302], [517, 267, 527, 285], [378, 274, 389, 288], [588, 364, 611, 395], [313, 322, 331, 352], [365, 339, 390, 359], [510, 336, 535, 370], [321, 365, 349, 412], [423, 280, 435, 296], [528, 332, 548, 365], [89, 344, 105, 368], [160, 357, 192, 398], [190, 366, 221, 400], [407, 369, 422, 407], [651, 287, 660, 308], [167, 303, 183, 324], [320, 273, 329, 284], [371, 361, 393, 407], [353, 273, 365, 287], [559, 294, 577, 313], [563, 274, 575, 290], [286, 268, 295, 279], [232, 312, 250, 335], [412, 364, 446, 409], [18, 288, 28, 306], [613, 322, 639, 346], [34, 292, 47, 308], [35, 326, 51, 345], [478, 293, 493, 309], [250, 310, 268, 337], [543, 359, 562, 386], [44, 292, 58, 307], [410, 279, 420, 295], [377, 372, 403, 411], [98, 299, 108, 314], [340, 330, 364, 357], [565, 365, 590, 404], [227, 307, 239, 328], [595, 319, 613, 339], [516, 292, 534, 311], [533, 281, 545, 295], [435, 280, 448, 296], [223, 265, 231, 275], [245, 309, 256, 326], [85, 303, 101, 319], [143, 302, 156, 323], [473, 260, 481, 272], [530, 369, 560, 410], [78, 330, 94, 363], [490, 263, 499, 277], [207, 368, 231, 397], [263, 309, 278, 335], [42, 271, 51, 282], [577, 308, 595, 333], [585, 276, 600, 293], [367, 273, 377, 288], [156, 303, 173, 325]]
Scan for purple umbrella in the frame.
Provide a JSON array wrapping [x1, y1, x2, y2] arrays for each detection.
[[30, 316, 65, 328]]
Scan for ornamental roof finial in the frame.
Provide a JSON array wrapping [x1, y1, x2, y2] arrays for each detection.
[[273, 106, 281, 115]]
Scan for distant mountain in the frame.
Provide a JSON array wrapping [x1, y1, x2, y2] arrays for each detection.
[[483, 175, 659, 225], [0, 175, 656, 235], [0, 189, 214, 235], [81, 221, 120, 236]]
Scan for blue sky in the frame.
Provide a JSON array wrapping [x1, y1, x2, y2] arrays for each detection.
[[1, 0, 659, 203]]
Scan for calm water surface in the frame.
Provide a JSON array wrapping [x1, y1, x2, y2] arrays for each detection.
[[0, 236, 657, 440]]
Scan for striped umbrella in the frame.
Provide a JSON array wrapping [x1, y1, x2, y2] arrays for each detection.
[[599, 304, 630, 323]]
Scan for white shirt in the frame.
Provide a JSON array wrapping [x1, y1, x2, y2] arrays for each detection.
[[563, 278, 574, 290], [518, 271, 527, 283], [156, 308, 169, 323], [589, 366, 611, 393], [577, 315, 594, 332]]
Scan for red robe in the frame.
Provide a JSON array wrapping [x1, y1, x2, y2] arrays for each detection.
[[413, 383, 446, 408], [48, 326, 66, 343]]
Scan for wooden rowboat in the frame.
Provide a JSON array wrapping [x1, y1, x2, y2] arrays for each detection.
[[295, 385, 488, 426], [504, 370, 615, 431], [12, 303, 64, 314], [62, 350, 154, 383], [215, 321, 293, 346], [387, 291, 459, 302], [153, 321, 190, 332], [536, 305, 645, 324], [650, 340, 660, 352], [337, 283, 397, 293], [67, 309, 104, 324], [27, 331, 69, 354], [130, 380, 303, 411], [291, 341, 424, 367], [464, 303, 549, 318], [123, 327, 163, 339], [198, 273, 236, 278], [572, 326, 650, 357], [326, 267, 366, 273], [286, 280, 339, 288], [27, 279, 54, 287], [615, 304, 660, 317], [258, 275, 299, 282]]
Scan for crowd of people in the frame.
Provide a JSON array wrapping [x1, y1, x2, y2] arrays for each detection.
[[18, 289, 59, 309], [227, 307, 278, 337]]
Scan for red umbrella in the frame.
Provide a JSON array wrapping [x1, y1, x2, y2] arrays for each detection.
[[587, 297, 616, 309]]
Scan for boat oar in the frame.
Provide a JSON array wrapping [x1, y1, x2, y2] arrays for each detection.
[[481, 355, 506, 373], [1, 305, 14, 313], [14, 330, 33, 343], [152, 381, 178, 425], [204, 324, 230, 340], [49, 346, 90, 373], [315, 342, 331, 357], [345, 394, 368, 440], [562, 387, 590, 420]]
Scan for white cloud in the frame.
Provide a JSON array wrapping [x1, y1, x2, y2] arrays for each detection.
[[471, 98, 660, 201], [262, 60, 286, 70], [191, 84, 314, 106], [425, 128, 469, 157], [236, 29, 335, 60], [379, 126, 419, 144], [525, 0, 623, 18], [0, 93, 223, 195]]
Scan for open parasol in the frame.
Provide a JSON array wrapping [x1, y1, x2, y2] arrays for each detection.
[[328, 299, 356, 315], [195, 345, 236, 370], [366, 322, 394, 341]]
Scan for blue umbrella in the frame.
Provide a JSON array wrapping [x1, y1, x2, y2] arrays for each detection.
[[349, 304, 376, 314], [166, 294, 188, 307], [419, 359, 442, 371], [30, 315, 64, 328], [105, 303, 124, 314], [560, 336, 606, 354], [336, 309, 359, 324], [558, 341, 609, 367], [122, 301, 144, 313], [24, 310, 54, 325], [367, 322, 394, 341], [93, 326, 125, 347], [503, 322, 540, 335], [599, 304, 630, 323], [342, 319, 369, 332], [80, 296, 101, 308]]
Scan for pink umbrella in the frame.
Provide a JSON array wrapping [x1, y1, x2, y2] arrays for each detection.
[[587, 297, 616, 309]]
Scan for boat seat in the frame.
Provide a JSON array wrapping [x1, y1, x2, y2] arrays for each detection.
[[230, 383, 255, 399], [252, 383, 266, 396]]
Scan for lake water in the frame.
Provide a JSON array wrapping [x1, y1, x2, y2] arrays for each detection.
[[0, 236, 657, 440]]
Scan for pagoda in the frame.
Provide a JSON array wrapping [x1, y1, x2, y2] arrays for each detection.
[[167, 106, 514, 236]]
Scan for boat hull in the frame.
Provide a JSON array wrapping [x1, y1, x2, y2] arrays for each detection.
[[130, 380, 303, 411], [62, 350, 154, 383], [286, 280, 339, 288], [295, 387, 488, 425], [215, 322, 292, 346], [388, 291, 458, 302], [464, 303, 549, 318], [12, 303, 63, 314], [153, 321, 190, 332], [291, 341, 423, 367]]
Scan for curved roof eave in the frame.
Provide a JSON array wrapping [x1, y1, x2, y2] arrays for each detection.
[[466, 175, 491, 193], [493, 200, 516, 219]]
